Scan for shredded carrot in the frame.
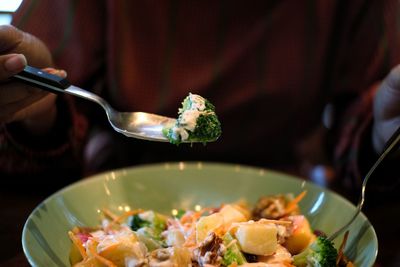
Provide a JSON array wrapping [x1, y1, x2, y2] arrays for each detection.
[[87, 240, 117, 267], [336, 230, 350, 266], [104, 209, 144, 232], [183, 229, 197, 247], [213, 224, 227, 237], [180, 213, 195, 224], [111, 209, 144, 224], [227, 223, 240, 234], [283, 262, 296, 267], [225, 239, 238, 249], [102, 208, 119, 221], [258, 218, 293, 225], [68, 231, 87, 259], [180, 210, 203, 224], [285, 190, 307, 214]]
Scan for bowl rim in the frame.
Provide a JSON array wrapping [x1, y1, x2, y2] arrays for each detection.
[[21, 161, 378, 266]]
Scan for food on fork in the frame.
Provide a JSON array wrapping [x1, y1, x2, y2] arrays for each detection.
[[163, 93, 222, 145]]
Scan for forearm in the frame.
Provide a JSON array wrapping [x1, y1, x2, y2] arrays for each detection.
[[0, 96, 88, 178]]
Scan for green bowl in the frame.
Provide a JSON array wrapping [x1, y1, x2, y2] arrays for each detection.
[[22, 162, 377, 266]]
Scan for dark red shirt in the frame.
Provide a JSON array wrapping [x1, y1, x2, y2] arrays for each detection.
[[2, 0, 400, 189]]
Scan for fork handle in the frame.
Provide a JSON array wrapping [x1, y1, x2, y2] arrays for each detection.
[[13, 65, 71, 93]]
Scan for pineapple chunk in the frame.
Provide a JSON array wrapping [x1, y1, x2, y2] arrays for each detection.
[[284, 215, 316, 254], [219, 204, 248, 225], [234, 222, 278, 256], [233, 203, 252, 220], [196, 212, 224, 243]]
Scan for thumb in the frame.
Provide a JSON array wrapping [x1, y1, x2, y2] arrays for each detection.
[[0, 53, 27, 80], [374, 65, 400, 121], [373, 65, 400, 152]]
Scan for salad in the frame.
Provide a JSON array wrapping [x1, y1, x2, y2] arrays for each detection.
[[68, 192, 353, 267]]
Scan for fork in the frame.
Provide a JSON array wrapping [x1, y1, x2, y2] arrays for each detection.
[[13, 65, 182, 142], [328, 124, 400, 241]]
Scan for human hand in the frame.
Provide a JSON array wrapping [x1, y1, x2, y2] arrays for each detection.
[[0, 25, 61, 134], [373, 65, 400, 153]]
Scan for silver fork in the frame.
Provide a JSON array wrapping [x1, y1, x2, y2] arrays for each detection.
[[328, 125, 400, 241], [14, 66, 184, 142]]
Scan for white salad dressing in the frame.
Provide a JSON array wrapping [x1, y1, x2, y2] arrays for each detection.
[[171, 93, 215, 141], [188, 93, 206, 111], [179, 109, 201, 131]]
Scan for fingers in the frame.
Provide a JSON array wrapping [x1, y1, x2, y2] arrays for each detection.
[[372, 64, 400, 152], [0, 24, 52, 68], [0, 82, 43, 106], [374, 64, 400, 121], [10, 93, 57, 124], [382, 65, 400, 95], [0, 25, 23, 52], [42, 67, 67, 78], [0, 91, 47, 123], [0, 67, 66, 124], [387, 64, 400, 85], [0, 25, 59, 126], [0, 67, 67, 107], [0, 53, 27, 80]]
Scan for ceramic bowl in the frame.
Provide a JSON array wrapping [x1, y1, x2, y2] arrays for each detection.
[[22, 162, 377, 266]]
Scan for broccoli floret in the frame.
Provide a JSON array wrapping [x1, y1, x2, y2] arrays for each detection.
[[164, 93, 221, 145], [173, 209, 186, 219], [129, 214, 151, 231], [128, 211, 167, 239], [186, 113, 221, 142], [221, 233, 247, 266], [128, 212, 168, 250], [292, 236, 338, 267], [205, 99, 215, 111]]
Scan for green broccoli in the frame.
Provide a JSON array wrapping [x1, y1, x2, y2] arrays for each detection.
[[292, 236, 338, 267], [185, 113, 221, 142], [128, 214, 151, 231], [173, 209, 186, 219], [164, 93, 222, 145], [221, 233, 247, 266], [128, 211, 168, 250]]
